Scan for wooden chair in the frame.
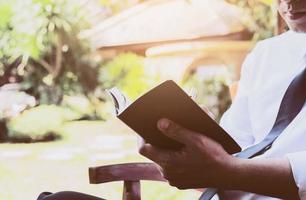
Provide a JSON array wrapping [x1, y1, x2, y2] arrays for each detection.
[[89, 162, 166, 200]]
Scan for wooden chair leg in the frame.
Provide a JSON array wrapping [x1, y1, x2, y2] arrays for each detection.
[[123, 180, 140, 200]]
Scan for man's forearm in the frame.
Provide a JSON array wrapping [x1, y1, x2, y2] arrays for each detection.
[[140, 119, 300, 198], [222, 157, 299, 199]]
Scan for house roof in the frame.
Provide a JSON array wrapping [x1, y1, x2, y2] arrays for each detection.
[[145, 40, 254, 57], [81, 0, 247, 49]]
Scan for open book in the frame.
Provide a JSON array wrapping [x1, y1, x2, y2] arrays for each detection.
[[107, 80, 241, 154]]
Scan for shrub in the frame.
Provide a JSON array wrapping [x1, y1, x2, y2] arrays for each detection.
[[183, 67, 232, 122], [7, 105, 82, 140], [99, 53, 159, 100]]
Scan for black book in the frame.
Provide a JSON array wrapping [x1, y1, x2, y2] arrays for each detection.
[[107, 80, 241, 154]]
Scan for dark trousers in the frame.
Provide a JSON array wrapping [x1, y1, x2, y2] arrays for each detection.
[[37, 191, 106, 200]]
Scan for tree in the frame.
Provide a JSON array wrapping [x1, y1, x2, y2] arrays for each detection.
[[226, 0, 277, 40], [0, 0, 100, 104]]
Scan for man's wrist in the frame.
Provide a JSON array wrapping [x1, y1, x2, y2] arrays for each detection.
[[203, 154, 241, 188], [217, 155, 244, 189]]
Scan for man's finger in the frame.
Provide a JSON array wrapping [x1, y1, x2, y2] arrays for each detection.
[[139, 143, 173, 164], [157, 118, 200, 145]]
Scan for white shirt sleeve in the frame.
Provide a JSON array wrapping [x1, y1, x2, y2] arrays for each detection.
[[286, 152, 306, 199], [219, 46, 260, 150]]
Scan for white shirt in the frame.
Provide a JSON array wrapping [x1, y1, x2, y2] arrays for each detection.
[[219, 30, 306, 200]]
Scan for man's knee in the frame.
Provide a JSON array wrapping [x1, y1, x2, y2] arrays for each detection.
[[37, 191, 105, 200]]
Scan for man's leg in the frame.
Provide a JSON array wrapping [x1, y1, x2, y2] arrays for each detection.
[[37, 191, 106, 200]]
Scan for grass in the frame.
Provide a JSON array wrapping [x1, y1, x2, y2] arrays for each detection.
[[0, 117, 201, 200]]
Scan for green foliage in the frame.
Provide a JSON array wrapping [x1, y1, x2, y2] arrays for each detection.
[[99, 0, 145, 13], [0, 0, 40, 67], [99, 53, 158, 100], [226, 0, 276, 40], [258, 0, 275, 5], [7, 105, 82, 138], [0, 0, 100, 104], [183, 69, 232, 122]]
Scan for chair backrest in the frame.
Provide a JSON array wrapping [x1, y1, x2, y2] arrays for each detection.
[[89, 163, 166, 200], [229, 81, 239, 101]]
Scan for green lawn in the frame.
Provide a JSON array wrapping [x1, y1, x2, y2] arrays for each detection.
[[0, 118, 200, 200]]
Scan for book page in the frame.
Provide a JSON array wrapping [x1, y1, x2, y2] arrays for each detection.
[[106, 87, 130, 115]]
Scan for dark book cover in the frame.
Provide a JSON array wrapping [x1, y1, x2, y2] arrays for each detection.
[[108, 80, 241, 154]]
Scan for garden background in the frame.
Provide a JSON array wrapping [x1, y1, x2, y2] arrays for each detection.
[[0, 0, 277, 199]]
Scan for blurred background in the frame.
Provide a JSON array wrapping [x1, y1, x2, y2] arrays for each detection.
[[0, 0, 280, 199]]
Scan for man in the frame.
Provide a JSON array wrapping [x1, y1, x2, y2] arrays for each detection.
[[140, 0, 306, 199], [37, 0, 306, 199]]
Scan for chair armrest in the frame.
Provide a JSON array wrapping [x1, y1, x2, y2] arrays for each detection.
[[89, 162, 166, 184]]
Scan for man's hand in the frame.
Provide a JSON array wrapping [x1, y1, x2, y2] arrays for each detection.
[[139, 118, 299, 199], [139, 118, 235, 189]]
